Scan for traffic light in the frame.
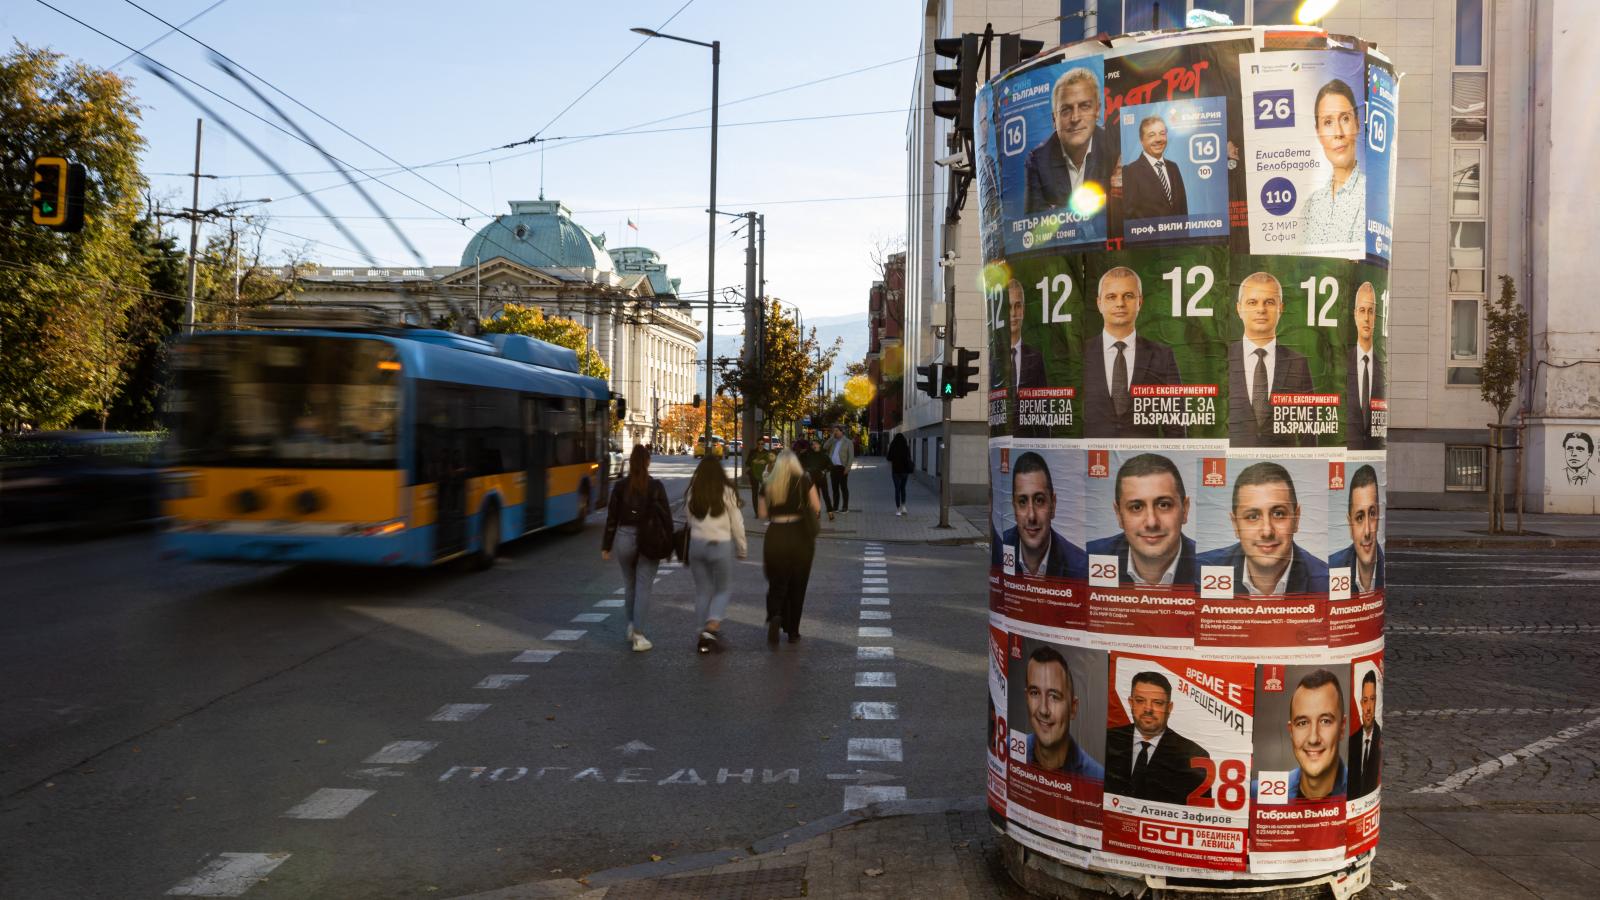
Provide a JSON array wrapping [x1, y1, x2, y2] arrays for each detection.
[[931, 33, 979, 138], [692, 393, 702, 408], [999, 34, 1046, 71], [31, 157, 86, 232], [954, 347, 981, 398], [916, 363, 943, 399]]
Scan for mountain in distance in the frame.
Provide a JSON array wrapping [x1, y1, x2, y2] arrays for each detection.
[[702, 311, 870, 390]]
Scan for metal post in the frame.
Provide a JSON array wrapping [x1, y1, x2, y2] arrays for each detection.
[[185, 118, 202, 334], [702, 41, 721, 444], [938, 220, 958, 529], [742, 211, 758, 467]]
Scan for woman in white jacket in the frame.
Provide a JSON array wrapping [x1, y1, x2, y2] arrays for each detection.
[[685, 456, 748, 653]]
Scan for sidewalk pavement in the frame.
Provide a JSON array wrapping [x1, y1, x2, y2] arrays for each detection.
[[1386, 508, 1600, 548], [456, 794, 1596, 899], [744, 457, 984, 545]]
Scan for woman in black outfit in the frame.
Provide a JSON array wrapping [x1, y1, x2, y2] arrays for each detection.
[[887, 433, 913, 516], [757, 449, 822, 644], [601, 445, 673, 652]]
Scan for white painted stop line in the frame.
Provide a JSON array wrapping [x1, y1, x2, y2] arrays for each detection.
[[167, 852, 290, 896], [282, 788, 375, 820]]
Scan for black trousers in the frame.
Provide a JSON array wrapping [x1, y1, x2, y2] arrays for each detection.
[[830, 465, 850, 511], [763, 521, 816, 636], [810, 468, 835, 512]]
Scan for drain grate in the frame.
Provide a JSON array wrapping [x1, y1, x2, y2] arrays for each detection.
[[604, 863, 808, 899]]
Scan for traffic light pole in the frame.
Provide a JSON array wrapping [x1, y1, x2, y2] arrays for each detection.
[[938, 222, 958, 530]]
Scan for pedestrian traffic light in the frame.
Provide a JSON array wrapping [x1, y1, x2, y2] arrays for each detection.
[[692, 393, 702, 408], [31, 157, 86, 232], [916, 363, 943, 399], [931, 33, 979, 138], [999, 34, 1046, 71]]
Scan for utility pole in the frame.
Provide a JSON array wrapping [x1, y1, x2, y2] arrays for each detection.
[[185, 118, 202, 334], [937, 221, 958, 529], [742, 211, 758, 469]]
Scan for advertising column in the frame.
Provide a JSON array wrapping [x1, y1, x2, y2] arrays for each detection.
[[982, 25, 1394, 888]]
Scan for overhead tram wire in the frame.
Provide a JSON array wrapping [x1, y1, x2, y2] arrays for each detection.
[[34, 0, 561, 277], [109, 0, 232, 69]]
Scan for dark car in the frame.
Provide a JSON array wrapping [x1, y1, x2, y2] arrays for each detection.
[[0, 431, 163, 530]]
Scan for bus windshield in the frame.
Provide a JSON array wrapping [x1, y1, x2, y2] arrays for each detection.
[[169, 335, 402, 469]]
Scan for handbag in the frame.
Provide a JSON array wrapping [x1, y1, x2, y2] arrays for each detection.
[[635, 481, 674, 561], [672, 475, 693, 563]]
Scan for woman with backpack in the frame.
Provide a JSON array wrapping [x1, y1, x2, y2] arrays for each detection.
[[602, 444, 672, 652], [684, 457, 748, 654], [757, 449, 822, 644], [887, 433, 913, 516]]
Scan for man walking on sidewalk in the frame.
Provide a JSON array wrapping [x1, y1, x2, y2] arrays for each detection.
[[826, 425, 855, 514]]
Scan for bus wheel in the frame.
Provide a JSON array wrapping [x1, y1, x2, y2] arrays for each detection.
[[562, 487, 590, 534], [472, 502, 501, 571]]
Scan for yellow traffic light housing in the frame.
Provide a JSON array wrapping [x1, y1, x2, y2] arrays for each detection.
[[32, 157, 86, 232]]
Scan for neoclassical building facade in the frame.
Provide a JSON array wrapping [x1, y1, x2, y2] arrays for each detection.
[[290, 200, 702, 448]]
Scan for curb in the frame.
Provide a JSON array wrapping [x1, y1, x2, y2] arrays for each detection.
[[448, 796, 986, 899], [1390, 537, 1600, 550]]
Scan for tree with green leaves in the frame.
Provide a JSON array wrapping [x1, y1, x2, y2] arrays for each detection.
[[1480, 274, 1530, 533], [1, 44, 149, 430], [718, 298, 837, 436], [481, 302, 610, 380], [102, 216, 185, 430]]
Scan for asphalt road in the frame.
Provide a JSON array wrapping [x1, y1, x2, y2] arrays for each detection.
[[0, 456, 991, 898]]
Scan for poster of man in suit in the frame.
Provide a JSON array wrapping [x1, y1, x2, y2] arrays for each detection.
[[1226, 266, 1343, 448], [1101, 653, 1255, 872], [1082, 267, 1185, 439], [1001, 448, 1087, 582], [1346, 662, 1382, 800], [1344, 281, 1387, 449], [1084, 451, 1201, 647], [1117, 99, 1230, 244], [1328, 462, 1385, 599], [1005, 638, 1108, 847], [996, 55, 1111, 254]]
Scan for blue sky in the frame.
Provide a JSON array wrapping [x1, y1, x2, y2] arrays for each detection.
[[6, 0, 923, 328]]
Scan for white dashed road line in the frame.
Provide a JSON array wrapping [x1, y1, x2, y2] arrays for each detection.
[[282, 788, 376, 820], [855, 672, 896, 687], [513, 649, 561, 663], [543, 629, 587, 641], [858, 626, 893, 638], [848, 738, 903, 761], [167, 852, 290, 896], [571, 613, 609, 623], [858, 646, 894, 660], [860, 610, 891, 620], [852, 702, 898, 720], [861, 597, 890, 606], [428, 703, 490, 722], [595, 598, 625, 608], [474, 674, 529, 690], [363, 740, 439, 764]]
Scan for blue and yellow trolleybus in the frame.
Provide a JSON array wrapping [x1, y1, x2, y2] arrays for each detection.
[[162, 310, 613, 568]]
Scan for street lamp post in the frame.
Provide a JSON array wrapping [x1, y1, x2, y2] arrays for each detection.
[[633, 26, 719, 444]]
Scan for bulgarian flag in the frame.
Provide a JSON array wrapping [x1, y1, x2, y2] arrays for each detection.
[[627, 218, 638, 231]]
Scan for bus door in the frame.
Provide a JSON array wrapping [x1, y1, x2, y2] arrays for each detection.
[[428, 388, 469, 557], [522, 396, 546, 531]]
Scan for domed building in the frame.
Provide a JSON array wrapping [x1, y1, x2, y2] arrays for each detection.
[[291, 199, 703, 448]]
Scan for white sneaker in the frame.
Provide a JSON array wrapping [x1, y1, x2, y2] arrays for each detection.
[[626, 625, 637, 643], [631, 632, 653, 652]]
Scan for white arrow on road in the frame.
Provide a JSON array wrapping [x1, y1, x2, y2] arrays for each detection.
[[826, 770, 897, 785], [614, 740, 656, 756]]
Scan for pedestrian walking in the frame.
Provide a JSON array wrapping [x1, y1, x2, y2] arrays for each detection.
[[684, 457, 748, 654], [825, 424, 855, 513], [887, 432, 913, 516], [758, 449, 822, 644], [747, 442, 775, 506], [798, 438, 835, 521], [602, 445, 673, 652]]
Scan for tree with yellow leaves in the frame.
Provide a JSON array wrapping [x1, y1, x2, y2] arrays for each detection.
[[482, 303, 610, 380]]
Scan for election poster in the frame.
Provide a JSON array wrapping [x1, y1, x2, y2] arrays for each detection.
[[1098, 653, 1255, 873], [1005, 636, 1108, 848], [1363, 57, 1398, 261], [1249, 664, 1350, 872], [1193, 452, 1331, 653], [989, 619, 1011, 819], [1239, 49, 1368, 259], [994, 254, 1089, 439], [977, 80, 1005, 264], [1345, 653, 1384, 858], [1104, 37, 1254, 253], [1328, 457, 1386, 648], [995, 54, 1111, 255], [989, 438, 1012, 575], [1082, 246, 1231, 441], [1224, 255, 1353, 449], [1083, 447, 1201, 648], [1116, 97, 1231, 244], [998, 441, 1089, 631], [1341, 266, 1389, 451]]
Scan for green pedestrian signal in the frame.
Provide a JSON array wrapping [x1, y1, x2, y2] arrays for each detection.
[[31, 156, 86, 232]]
